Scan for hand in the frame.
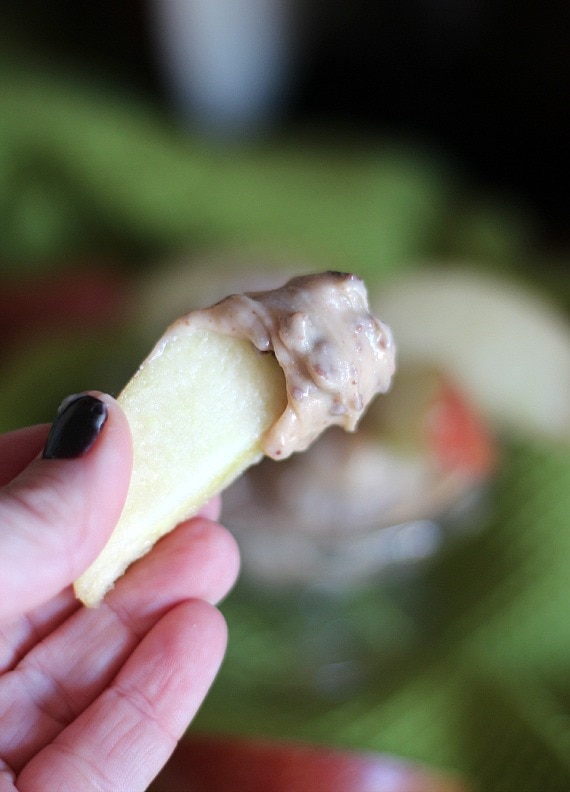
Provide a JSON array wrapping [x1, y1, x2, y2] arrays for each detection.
[[0, 394, 240, 791]]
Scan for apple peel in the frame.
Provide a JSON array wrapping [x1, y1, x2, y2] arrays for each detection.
[[74, 272, 395, 607]]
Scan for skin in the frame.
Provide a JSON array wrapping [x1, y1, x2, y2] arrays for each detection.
[[0, 395, 240, 791]]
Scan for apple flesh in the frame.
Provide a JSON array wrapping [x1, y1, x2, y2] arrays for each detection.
[[74, 326, 287, 606]]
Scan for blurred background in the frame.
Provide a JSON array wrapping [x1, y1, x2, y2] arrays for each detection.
[[1, 2, 569, 790]]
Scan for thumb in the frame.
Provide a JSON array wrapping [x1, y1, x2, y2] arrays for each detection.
[[0, 393, 132, 621]]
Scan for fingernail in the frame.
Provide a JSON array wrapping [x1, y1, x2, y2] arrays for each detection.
[[43, 394, 108, 459]]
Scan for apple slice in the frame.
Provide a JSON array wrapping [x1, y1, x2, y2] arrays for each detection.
[[374, 269, 570, 441], [74, 272, 395, 606], [74, 330, 286, 607]]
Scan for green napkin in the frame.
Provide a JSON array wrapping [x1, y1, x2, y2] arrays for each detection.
[[196, 439, 570, 791], [0, 49, 530, 279]]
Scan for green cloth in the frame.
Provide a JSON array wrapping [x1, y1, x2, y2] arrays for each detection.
[[1, 51, 570, 791], [0, 50, 531, 279], [197, 439, 570, 792]]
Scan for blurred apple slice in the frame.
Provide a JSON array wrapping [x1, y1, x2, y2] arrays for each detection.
[[374, 269, 570, 441]]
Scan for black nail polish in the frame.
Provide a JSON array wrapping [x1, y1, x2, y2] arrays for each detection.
[[43, 395, 108, 459]]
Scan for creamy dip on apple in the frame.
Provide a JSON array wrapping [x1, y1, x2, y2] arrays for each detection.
[[187, 272, 396, 459]]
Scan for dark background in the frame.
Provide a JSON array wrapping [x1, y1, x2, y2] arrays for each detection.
[[1, 0, 568, 249]]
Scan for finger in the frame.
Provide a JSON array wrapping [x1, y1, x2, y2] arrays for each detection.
[[198, 494, 222, 522], [0, 501, 234, 675], [0, 517, 239, 771], [111, 512, 240, 614], [0, 428, 76, 673], [0, 425, 50, 486], [0, 393, 133, 622], [17, 600, 227, 792], [0, 589, 78, 674]]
